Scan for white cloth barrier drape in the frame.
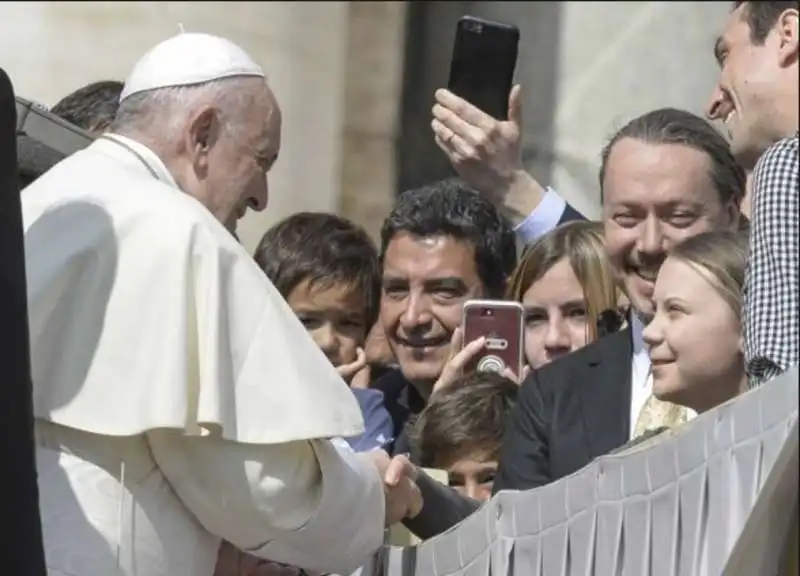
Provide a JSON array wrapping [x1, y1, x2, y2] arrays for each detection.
[[361, 366, 798, 576]]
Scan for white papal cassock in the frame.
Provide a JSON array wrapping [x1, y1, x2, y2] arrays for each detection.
[[22, 133, 385, 576]]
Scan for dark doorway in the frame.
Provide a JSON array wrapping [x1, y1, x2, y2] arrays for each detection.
[[0, 67, 48, 575], [396, 1, 564, 195]]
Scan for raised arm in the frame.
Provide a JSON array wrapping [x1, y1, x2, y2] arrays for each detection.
[[430, 86, 585, 245]]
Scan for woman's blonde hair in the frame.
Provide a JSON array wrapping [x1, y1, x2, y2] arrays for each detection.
[[668, 229, 750, 317], [506, 221, 621, 342]]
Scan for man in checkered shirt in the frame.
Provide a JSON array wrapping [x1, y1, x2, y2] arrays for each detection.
[[707, 0, 799, 387]]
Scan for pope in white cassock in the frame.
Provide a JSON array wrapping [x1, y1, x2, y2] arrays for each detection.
[[22, 33, 421, 576]]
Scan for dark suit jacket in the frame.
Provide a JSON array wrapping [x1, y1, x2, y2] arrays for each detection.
[[493, 326, 634, 491], [558, 203, 585, 225]]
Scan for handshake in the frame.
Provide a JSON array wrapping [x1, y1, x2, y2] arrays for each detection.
[[364, 450, 424, 526]]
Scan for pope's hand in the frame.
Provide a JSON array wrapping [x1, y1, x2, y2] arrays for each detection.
[[366, 451, 423, 526]]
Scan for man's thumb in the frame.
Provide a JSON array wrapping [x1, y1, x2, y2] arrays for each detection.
[[508, 84, 523, 126]]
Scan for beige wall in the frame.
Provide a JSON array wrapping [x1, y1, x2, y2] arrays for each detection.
[[1, 1, 407, 251], [546, 1, 733, 219], [339, 1, 408, 242]]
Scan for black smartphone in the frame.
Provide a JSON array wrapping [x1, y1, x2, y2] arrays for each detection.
[[447, 15, 520, 121]]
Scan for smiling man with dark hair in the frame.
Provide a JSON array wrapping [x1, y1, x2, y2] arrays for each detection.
[[707, 0, 799, 388], [374, 178, 517, 456]]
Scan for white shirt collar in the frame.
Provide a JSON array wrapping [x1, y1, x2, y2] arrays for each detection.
[[629, 312, 652, 437], [631, 313, 651, 389], [631, 311, 647, 355], [98, 133, 180, 190]]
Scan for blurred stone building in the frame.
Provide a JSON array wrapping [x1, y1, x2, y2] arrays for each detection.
[[0, 1, 730, 252]]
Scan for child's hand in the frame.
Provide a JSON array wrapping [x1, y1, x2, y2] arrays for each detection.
[[349, 363, 371, 389], [337, 347, 368, 387]]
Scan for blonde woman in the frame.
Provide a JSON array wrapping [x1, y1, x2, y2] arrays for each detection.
[[643, 229, 749, 414], [506, 220, 625, 370]]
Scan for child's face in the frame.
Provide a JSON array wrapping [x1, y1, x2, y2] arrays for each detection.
[[444, 453, 498, 502], [286, 279, 368, 368]]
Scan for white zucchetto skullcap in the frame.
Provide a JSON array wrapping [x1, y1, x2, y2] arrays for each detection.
[[120, 32, 265, 102]]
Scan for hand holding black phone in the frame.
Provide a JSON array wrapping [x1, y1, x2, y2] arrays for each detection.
[[447, 15, 520, 121]]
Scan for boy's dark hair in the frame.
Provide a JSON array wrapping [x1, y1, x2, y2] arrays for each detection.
[[413, 371, 518, 468], [51, 80, 124, 133], [380, 178, 517, 298], [733, 1, 799, 44], [254, 212, 380, 330], [599, 108, 746, 206]]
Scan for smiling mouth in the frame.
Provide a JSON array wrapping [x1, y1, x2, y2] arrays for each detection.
[[650, 359, 674, 372], [396, 337, 449, 349], [629, 266, 659, 283]]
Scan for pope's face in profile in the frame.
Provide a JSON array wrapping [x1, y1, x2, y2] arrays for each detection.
[[194, 80, 282, 233]]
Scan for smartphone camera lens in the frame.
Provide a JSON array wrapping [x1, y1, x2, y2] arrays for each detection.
[[482, 308, 493, 317], [466, 21, 483, 34]]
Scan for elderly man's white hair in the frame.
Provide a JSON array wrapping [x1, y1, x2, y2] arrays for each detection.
[[112, 32, 266, 137], [112, 78, 262, 137]]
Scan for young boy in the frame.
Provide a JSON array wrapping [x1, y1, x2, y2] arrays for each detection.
[[254, 212, 393, 452], [412, 371, 518, 501]]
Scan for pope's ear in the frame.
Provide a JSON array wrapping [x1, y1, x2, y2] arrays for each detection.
[[186, 106, 218, 160]]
